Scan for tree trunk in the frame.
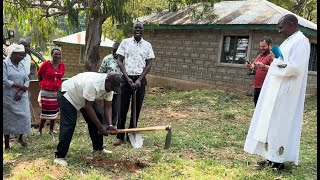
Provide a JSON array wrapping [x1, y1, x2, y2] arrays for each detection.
[[84, 0, 106, 72]]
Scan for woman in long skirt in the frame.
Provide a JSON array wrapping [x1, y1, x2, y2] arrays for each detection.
[[3, 44, 31, 149], [37, 48, 65, 135]]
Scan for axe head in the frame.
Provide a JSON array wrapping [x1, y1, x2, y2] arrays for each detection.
[[164, 126, 171, 149]]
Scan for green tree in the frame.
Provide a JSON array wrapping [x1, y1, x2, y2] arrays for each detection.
[[3, 0, 218, 71], [268, 0, 317, 23]]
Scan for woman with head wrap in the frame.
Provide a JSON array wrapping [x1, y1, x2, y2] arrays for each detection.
[[3, 44, 31, 149], [37, 48, 65, 135]]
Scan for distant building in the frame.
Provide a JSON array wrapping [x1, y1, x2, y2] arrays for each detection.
[[139, 0, 317, 94]]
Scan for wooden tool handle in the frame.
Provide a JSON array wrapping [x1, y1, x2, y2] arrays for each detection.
[[109, 125, 171, 134]]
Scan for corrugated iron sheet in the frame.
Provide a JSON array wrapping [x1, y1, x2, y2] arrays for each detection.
[[139, 0, 317, 30], [53, 31, 115, 47]]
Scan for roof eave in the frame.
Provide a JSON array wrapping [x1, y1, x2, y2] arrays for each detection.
[[144, 24, 317, 37], [52, 41, 110, 48]]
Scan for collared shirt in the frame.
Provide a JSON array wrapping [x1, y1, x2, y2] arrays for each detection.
[[98, 54, 121, 74], [116, 37, 155, 75], [61, 72, 113, 110], [21, 54, 31, 75], [253, 53, 272, 88]]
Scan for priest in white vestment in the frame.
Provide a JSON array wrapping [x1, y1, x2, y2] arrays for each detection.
[[243, 14, 311, 170]]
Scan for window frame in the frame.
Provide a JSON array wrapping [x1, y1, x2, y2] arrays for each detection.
[[217, 34, 252, 68], [308, 42, 317, 74]]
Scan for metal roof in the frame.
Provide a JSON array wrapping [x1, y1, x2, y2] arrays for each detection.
[[53, 31, 115, 47], [139, 0, 317, 31]]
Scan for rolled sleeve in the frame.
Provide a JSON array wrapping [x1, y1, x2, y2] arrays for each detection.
[[103, 91, 113, 102]]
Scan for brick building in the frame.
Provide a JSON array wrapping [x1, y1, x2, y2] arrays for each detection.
[[52, 31, 115, 77], [139, 0, 317, 94]]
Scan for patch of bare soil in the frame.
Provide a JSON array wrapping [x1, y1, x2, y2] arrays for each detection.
[[142, 108, 191, 127], [179, 149, 198, 160], [236, 114, 251, 121], [147, 87, 166, 95], [85, 158, 149, 172], [10, 159, 66, 179]]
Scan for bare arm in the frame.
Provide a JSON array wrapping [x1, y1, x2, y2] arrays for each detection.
[[84, 100, 107, 135], [103, 100, 113, 126]]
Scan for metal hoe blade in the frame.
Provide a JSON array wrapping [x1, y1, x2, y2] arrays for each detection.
[[128, 132, 144, 149], [164, 126, 172, 149], [129, 88, 143, 148]]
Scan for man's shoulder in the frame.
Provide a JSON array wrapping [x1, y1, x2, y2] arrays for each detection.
[[141, 39, 152, 47], [103, 54, 114, 60]]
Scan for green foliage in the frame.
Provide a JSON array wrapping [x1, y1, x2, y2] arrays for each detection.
[[4, 2, 58, 50], [268, 0, 317, 23]]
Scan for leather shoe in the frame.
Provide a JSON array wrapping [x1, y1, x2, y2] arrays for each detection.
[[271, 162, 285, 170], [113, 139, 123, 146]]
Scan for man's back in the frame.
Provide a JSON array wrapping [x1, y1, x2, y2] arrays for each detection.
[[61, 72, 112, 110]]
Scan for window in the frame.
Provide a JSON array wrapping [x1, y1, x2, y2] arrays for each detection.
[[309, 43, 317, 72], [80, 46, 85, 64], [221, 36, 249, 64]]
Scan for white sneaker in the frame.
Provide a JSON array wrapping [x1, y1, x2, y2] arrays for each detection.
[[102, 149, 112, 154], [54, 158, 68, 166]]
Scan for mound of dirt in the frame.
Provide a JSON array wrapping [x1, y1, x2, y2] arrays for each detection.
[[86, 158, 149, 171]]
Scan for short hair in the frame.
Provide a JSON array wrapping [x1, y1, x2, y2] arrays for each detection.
[[133, 21, 144, 28], [260, 36, 273, 46], [51, 48, 61, 55], [281, 14, 298, 26], [19, 38, 31, 47], [112, 42, 120, 50]]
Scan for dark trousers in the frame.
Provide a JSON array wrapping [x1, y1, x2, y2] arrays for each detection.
[[55, 91, 104, 158], [116, 76, 147, 140], [111, 93, 120, 126], [253, 88, 261, 107]]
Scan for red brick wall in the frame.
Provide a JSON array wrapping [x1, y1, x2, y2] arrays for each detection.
[[143, 29, 317, 95], [59, 45, 111, 78]]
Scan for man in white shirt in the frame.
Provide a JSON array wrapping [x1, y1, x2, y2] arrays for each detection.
[[54, 72, 121, 166], [113, 21, 155, 146], [244, 14, 311, 170]]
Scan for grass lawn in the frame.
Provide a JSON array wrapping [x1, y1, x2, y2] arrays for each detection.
[[3, 87, 317, 179]]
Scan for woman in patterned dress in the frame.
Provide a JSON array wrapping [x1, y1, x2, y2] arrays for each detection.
[[37, 48, 65, 135], [3, 44, 31, 149]]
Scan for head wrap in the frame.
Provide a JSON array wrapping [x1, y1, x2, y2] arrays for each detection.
[[6, 43, 25, 58]]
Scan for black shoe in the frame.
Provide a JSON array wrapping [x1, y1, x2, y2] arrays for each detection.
[[113, 139, 123, 146], [257, 160, 272, 166], [271, 162, 285, 170]]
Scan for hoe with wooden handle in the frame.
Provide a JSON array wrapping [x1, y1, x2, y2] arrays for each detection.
[[108, 125, 172, 149]]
